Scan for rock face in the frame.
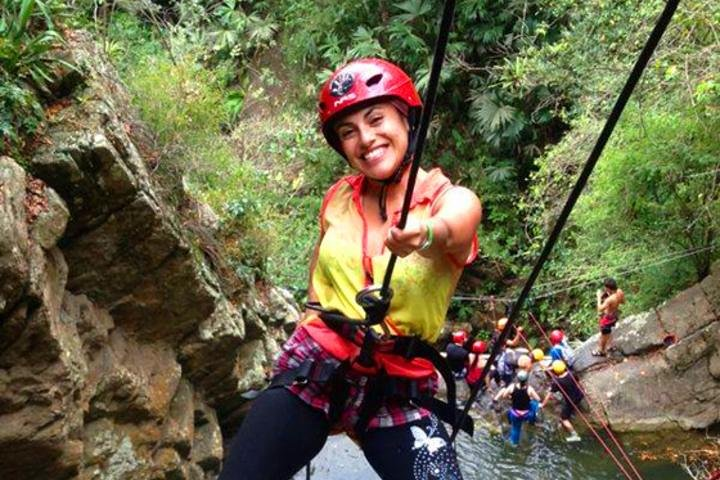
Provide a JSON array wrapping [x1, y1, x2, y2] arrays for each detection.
[[0, 32, 299, 479], [575, 262, 720, 431]]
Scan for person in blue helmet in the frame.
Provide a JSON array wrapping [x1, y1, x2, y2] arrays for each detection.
[[493, 369, 542, 445]]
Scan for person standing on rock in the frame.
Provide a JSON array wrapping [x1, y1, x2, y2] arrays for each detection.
[[593, 278, 625, 357], [218, 58, 482, 480], [541, 360, 583, 442]]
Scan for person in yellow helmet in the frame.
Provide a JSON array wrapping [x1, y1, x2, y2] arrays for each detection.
[[490, 317, 523, 350], [532, 348, 545, 362], [541, 360, 584, 442]]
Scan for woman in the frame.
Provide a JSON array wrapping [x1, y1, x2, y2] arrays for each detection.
[[219, 58, 482, 480], [493, 369, 541, 446]]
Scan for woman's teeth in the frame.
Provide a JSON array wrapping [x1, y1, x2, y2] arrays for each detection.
[[364, 146, 386, 161]]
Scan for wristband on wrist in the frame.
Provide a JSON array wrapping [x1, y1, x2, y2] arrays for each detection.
[[418, 221, 434, 251]]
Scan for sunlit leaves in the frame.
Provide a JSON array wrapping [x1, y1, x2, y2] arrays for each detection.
[[346, 26, 386, 59], [393, 0, 433, 23], [469, 91, 525, 147]]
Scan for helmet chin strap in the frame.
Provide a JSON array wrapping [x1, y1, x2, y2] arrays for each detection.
[[374, 154, 412, 222], [370, 118, 418, 222]]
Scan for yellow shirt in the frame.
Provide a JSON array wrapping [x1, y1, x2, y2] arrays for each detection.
[[311, 168, 477, 342]]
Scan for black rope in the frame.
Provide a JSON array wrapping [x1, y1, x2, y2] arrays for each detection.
[[379, 0, 456, 299], [450, 0, 680, 443]]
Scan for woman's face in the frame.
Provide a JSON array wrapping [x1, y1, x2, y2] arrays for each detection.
[[333, 102, 409, 181]]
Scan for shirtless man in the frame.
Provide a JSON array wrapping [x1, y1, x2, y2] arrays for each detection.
[[593, 278, 625, 357]]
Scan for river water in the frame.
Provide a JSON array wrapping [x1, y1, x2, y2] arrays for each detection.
[[294, 396, 695, 480]]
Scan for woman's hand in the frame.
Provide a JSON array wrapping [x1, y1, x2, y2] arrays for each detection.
[[385, 218, 432, 257], [384, 185, 482, 261]]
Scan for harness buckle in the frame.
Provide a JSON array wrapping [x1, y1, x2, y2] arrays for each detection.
[[355, 285, 392, 335]]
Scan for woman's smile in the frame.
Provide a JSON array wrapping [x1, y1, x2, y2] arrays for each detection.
[[362, 145, 388, 164], [334, 103, 409, 181]]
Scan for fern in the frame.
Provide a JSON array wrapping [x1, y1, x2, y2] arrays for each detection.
[[393, 0, 433, 23]]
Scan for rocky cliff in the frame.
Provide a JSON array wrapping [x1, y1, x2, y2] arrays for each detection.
[[0, 32, 299, 479], [575, 262, 720, 431]]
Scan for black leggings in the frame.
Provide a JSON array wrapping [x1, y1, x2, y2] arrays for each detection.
[[219, 388, 463, 480]]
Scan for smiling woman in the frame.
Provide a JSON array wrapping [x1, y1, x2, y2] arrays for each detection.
[[218, 58, 482, 480], [334, 103, 410, 182]]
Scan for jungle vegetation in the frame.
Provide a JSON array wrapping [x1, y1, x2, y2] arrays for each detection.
[[2, 0, 718, 338]]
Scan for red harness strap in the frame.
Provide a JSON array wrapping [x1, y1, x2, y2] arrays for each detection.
[[303, 317, 435, 379]]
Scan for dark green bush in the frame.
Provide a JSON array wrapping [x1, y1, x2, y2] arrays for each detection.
[[0, 0, 70, 154]]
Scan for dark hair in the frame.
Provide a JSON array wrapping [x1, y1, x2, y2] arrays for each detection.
[[603, 277, 618, 290]]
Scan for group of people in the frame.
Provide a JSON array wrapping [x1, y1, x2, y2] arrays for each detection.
[[445, 276, 625, 447], [217, 55, 626, 479], [445, 321, 583, 446]]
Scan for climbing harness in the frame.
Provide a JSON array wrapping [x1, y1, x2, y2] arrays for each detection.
[[271, 304, 474, 437], [452, 0, 680, 446]]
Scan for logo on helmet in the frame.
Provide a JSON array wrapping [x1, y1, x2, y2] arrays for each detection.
[[330, 72, 354, 97], [333, 92, 357, 108]]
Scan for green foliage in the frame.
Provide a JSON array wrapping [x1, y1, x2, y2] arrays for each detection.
[[88, 0, 718, 335], [223, 108, 345, 287], [0, 80, 43, 152], [207, 0, 278, 67], [0, 0, 70, 154], [525, 96, 719, 333]]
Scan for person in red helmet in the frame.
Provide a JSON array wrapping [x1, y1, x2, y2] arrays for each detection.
[[219, 58, 482, 480], [549, 329, 575, 369], [446, 330, 470, 378], [466, 340, 488, 388]]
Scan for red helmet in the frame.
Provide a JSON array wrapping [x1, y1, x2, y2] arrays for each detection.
[[471, 340, 487, 354], [451, 331, 467, 346], [549, 329, 564, 345], [318, 58, 422, 153]]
